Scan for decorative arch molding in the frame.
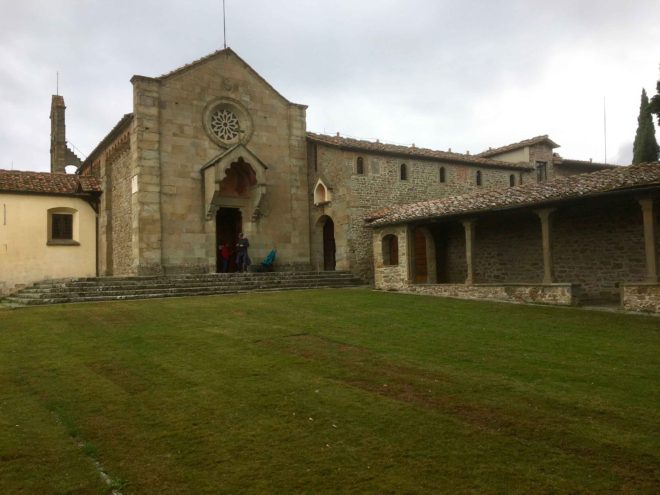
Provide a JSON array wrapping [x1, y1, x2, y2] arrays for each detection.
[[201, 144, 268, 221], [313, 178, 332, 206]]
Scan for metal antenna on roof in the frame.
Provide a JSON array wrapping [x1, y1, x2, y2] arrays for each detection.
[[56, 72, 59, 96], [603, 96, 607, 164], [222, 0, 227, 49]]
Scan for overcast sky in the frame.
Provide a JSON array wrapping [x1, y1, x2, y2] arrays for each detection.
[[1, 0, 659, 172]]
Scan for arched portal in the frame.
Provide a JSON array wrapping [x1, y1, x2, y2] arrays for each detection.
[[216, 208, 242, 272], [218, 157, 257, 198], [314, 215, 336, 271], [323, 217, 336, 271]]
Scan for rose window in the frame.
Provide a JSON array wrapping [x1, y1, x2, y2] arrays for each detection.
[[210, 109, 240, 141]]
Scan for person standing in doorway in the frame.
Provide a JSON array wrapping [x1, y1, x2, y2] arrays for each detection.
[[236, 233, 250, 272], [218, 243, 230, 273]]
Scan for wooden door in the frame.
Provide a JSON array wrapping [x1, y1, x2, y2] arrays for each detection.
[[323, 217, 336, 271]]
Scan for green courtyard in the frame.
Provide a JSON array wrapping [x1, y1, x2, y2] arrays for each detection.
[[0, 289, 658, 494]]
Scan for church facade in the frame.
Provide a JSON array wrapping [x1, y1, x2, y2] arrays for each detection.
[[65, 48, 614, 281]]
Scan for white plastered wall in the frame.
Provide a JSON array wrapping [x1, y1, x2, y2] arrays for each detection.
[[0, 193, 97, 295]]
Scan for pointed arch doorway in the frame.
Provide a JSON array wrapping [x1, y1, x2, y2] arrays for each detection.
[[313, 215, 337, 271], [216, 208, 242, 272]]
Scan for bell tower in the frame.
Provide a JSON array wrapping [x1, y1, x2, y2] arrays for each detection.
[[50, 95, 82, 173]]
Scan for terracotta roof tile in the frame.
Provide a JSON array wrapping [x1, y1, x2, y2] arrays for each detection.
[[307, 132, 533, 170], [0, 170, 102, 195], [477, 135, 560, 157], [366, 162, 659, 227], [553, 156, 618, 169]]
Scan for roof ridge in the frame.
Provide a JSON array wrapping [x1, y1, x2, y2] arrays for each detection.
[[477, 135, 559, 157], [307, 132, 532, 170]]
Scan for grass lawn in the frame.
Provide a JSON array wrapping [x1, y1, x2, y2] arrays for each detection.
[[0, 289, 659, 494]]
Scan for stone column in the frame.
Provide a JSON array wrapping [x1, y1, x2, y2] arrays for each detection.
[[535, 208, 556, 284], [638, 198, 658, 283], [462, 219, 475, 285]]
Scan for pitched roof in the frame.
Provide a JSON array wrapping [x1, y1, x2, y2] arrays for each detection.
[[552, 156, 618, 170], [366, 162, 659, 227], [477, 135, 560, 158], [0, 170, 102, 195], [149, 48, 306, 108], [307, 132, 533, 170]]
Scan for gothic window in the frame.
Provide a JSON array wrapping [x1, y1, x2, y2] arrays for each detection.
[[356, 156, 364, 175], [400, 163, 407, 181], [382, 234, 399, 266], [439, 166, 446, 183], [313, 179, 332, 205], [476, 170, 482, 186]]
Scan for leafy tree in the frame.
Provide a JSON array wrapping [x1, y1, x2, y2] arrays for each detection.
[[632, 88, 659, 164], [648, 78, 660, 126]]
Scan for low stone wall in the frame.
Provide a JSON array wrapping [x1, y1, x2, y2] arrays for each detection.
[[621, 284, 660, 314], [397, 283, 579, 306]]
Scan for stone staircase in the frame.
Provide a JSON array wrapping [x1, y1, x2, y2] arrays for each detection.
[[3, 271, 366, 306]]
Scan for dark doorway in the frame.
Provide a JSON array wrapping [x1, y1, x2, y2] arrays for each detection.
[[413, 228, 428, 283], [323, 217, 336, 271], [216, 208, 242, 272], [434, 232, 449, 283]]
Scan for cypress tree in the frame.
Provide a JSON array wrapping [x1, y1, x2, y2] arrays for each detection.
[[632, 89, 659, 164]]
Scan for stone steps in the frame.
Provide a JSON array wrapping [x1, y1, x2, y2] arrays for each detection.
[[4, 271, 365, 306]]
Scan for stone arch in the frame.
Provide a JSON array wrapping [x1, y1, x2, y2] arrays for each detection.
[[382, 234, 399, 266], [312, 214, 336, 271], [218, 157, 258, 198]]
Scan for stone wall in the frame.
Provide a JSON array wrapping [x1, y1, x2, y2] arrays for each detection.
[[400, 283, 578, 306], [310, 144, 533, 280], [131, 77, 163, 275], [372, 225, 410, 290], [108, 143, 133, 275], [553, 198, 650, 303], [621, 284, 660, 314]]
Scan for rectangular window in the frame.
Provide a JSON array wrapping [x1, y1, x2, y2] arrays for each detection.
[[536, 161, 547, 182], [52, 214, 73, 240]]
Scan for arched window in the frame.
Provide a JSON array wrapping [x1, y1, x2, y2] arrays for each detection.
[[382, 234, 399, 266], [400, 163, 407, 181], [476, 170, 482, 186], [356, 156, 364, 175], [509, 174, 515, 187], [439, 166, 446, 183]]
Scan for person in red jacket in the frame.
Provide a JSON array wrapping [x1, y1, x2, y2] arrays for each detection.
[[218, 243, 230, 273]]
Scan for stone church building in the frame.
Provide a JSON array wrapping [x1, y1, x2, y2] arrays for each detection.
[[36, 48, 659, 312]]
